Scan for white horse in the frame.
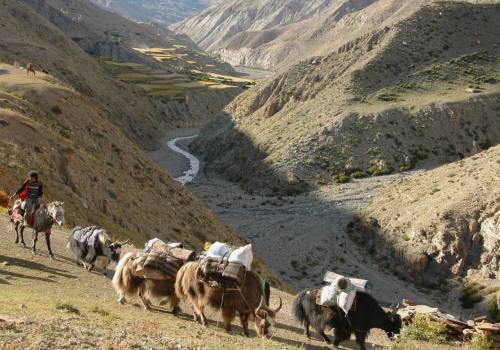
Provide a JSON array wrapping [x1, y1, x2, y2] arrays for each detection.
[[10, 200, 65, 258]]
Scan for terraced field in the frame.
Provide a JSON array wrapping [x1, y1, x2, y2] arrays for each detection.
[[102, 49, 254, 101]]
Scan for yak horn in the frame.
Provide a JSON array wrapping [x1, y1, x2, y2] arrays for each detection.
[[256, 296, 265, 314], [116, 239, 130, 246], [273, 296, 283, 314], [391, 302, 400, 315]]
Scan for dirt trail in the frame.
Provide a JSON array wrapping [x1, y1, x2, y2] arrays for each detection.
[[0, 215, 394, 349]]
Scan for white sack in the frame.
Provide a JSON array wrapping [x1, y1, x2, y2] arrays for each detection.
[[228, 244, 253, 271], [206, 242, 232, 258]]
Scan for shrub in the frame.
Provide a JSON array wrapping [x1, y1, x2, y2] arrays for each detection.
[[469, 334, 494, 350], [487, 297, 500, 322], [367, 164, 393, 176], [51, 105, 62, 114], [0, 191, 9, 208], [459, 283, 484, 308], [351, 171, 366, 179], [400, 314, 447, 343], [377, 93, 399, 102], [399, 163, 414, 172], [56, 303, 80, 314], [334, 173, 351, 184]]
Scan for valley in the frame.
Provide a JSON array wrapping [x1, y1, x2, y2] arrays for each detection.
[[0, 0, 499, 349]]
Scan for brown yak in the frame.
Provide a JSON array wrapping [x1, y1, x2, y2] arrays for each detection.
[[175, 261, 282, 338], [112, 252, 181, 314]]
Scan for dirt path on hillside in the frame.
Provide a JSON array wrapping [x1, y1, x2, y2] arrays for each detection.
[[152, 130, 453, 314]]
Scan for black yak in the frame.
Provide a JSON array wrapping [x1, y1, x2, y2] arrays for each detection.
[[292, 288, 401, 350]]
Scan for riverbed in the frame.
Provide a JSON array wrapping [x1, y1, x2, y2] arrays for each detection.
[[152, 129, 453, 312]]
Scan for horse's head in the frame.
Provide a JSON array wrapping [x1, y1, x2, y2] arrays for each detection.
[[48, 202, 65, 226]]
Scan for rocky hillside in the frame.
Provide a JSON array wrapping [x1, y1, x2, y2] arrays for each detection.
[[91, 0, 221, 25], [350, 145, 500, 289], [0, 0, 278, 284], [172, 0, 436, 70], [192, 1, 500, 195]]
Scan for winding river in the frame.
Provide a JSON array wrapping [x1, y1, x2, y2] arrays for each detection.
[[166, 135, 200, 185]]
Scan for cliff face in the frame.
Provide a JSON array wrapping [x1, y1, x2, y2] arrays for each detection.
[[192, 2, 500, 195]]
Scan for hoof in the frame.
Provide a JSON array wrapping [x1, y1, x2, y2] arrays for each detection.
[[14, 238, 19, 244], [31, 249, 36, 256], [49, 254, 54, 260], [172, 306, 181, 316], [21, 242, 27, 248]]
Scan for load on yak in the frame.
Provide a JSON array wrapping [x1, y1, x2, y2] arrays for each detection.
[[112, 238, 196, 313], [292, 271, 401, 350], [175, 242, 281, 338], [198, 242, 254, 288], [68, 226, 128, 274]]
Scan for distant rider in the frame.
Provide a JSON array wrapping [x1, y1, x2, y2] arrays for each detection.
[[12, 171, 43, 226]]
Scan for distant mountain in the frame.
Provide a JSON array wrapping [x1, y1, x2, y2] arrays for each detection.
[[90, 0, 222, 25], [172, 0, 498, 70]]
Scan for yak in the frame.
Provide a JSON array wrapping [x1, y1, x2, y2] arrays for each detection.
[[175, 261, 281, 338], [68, 226, 127, 275], [112, 252, 181, 314], [292, 288, 401, 350]]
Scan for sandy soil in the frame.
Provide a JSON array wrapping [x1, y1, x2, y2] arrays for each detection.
[[152, 129, 454, 314]]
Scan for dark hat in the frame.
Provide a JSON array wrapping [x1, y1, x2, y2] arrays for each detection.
[[29, 170, 39, 177]]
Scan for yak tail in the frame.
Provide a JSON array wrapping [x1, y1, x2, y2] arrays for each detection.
[[175, 261, 193, 299], [292, 290, 308, 326], [264, 280, 271, 306], [112, 252, 135, 292]]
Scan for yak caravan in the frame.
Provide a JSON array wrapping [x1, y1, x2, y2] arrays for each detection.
[[1, 0, 500, 349]]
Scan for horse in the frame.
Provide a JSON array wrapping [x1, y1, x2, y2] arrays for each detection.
[[26, 63, 35, 77], [10, 199, 65, 258]]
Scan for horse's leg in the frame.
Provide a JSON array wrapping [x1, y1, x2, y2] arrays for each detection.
[[14, 223, 19, 244], [31, 230, 38, 255], [45, 231, 54, 259], [20, 225, 26, 247]]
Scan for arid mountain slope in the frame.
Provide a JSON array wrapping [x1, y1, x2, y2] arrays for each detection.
[[0, 1, 281, 284], [192, 2, 500, 194], [172, 0, 437, 70], [350, 145, 500, 288], [91, 0, 222, 25], [1, 0, 237, 151]]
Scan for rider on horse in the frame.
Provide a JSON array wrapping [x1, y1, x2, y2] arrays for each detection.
[[11, 170, 43, 226]]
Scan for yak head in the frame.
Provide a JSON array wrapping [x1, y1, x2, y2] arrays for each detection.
[[384, 303, 402, 339], [98, 231, 128, 263], [254, 296, 283, 338]]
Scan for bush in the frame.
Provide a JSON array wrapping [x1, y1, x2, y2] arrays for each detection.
[[51, 105, 62, 114], [469, 334, 494, 350], [377, 93, 399, 102], [487, 297, 500, 322], [334, 173, 351, 184], [399, 162, 415, 172], [460, 283, 484, 308], [351, 171, 366, 179], [0, 191, 9, 208], [368, 164, 393, 176], [400, 314, 447, 343], [56, 303, 80, 314]]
